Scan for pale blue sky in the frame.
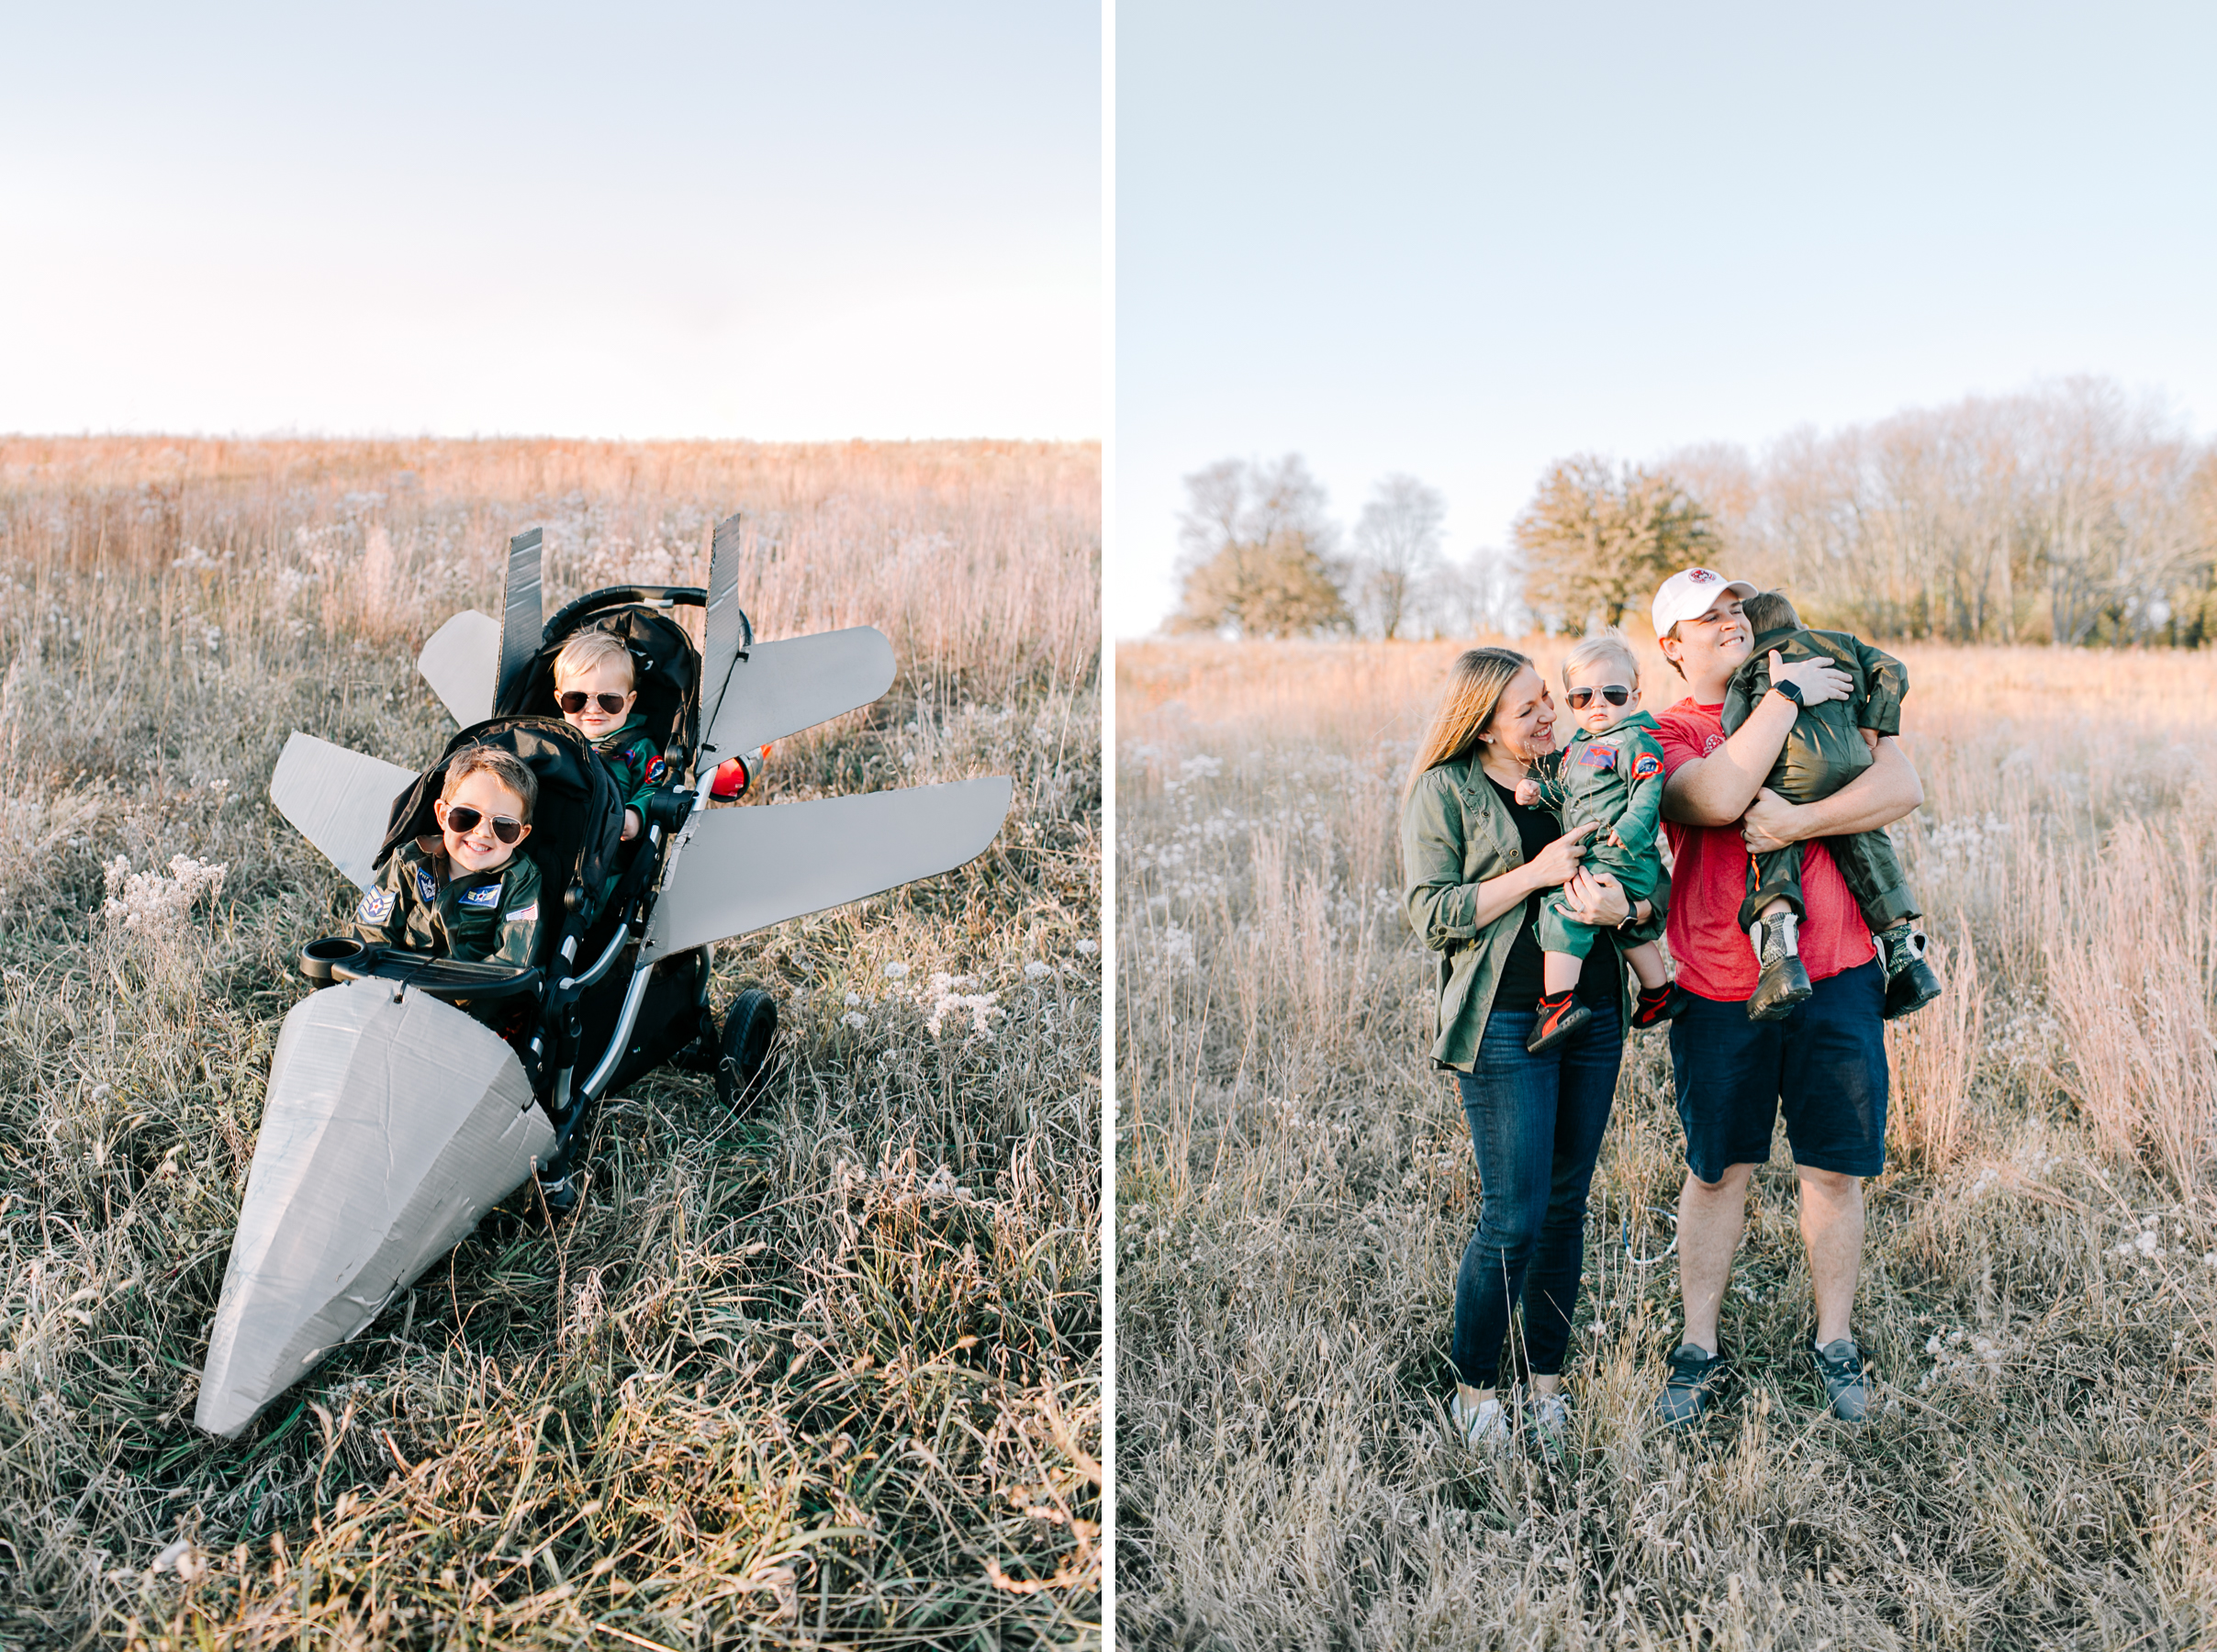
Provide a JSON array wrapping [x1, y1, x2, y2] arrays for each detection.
[[1115, 1, 2217, 633], [0, 3, 1100, 440]]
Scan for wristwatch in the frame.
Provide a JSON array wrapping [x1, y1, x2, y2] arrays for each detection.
[[1773, 678, 1804, 707]]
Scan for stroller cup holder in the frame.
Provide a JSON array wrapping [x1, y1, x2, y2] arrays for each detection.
[[301, 935, 542, 1003]]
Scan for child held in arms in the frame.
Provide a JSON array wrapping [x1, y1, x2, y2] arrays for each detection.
[[1720, 589, 1943, 1021], [1515, 633, 1685, 1054], [353, 746, 543, 981], [552, 630, 669, 842]]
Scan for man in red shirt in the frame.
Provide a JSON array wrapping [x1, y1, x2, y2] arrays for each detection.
[[1645, 567, 1925, 1426]]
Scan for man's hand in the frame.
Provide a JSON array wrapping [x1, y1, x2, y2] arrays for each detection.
[[1772, 649, 1852, 706], [1741, 787, 1806, 854]]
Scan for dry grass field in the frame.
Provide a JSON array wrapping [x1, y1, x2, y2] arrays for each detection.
[[0, 437, 1101, 1647], [1115, 635, 2217, 1650]]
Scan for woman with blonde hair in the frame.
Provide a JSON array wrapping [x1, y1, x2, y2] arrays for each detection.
[[1401, 647, 1660, 1455]]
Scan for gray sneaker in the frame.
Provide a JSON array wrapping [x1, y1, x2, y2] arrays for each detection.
[[1810, 1337, 1870, 1421], [1654, 1344, 1730, 1427], [1527, 1389, 1573, 1461]]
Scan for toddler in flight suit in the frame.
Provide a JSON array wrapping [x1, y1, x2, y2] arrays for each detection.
[[551, 629, 668, 843], [352, 744, 543, 1025], [1516, 633, 1685, 1055], [1721, 589, 1943, 1021]]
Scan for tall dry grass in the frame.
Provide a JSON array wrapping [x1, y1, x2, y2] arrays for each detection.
[[0, 437, 1101, 1647], [1116, 635, 2217, 1650]]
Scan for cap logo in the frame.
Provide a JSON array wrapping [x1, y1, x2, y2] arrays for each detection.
[[1688, 568, 1718, 584]]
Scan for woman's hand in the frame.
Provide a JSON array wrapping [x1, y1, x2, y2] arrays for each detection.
[[1771, 650, 1852, 706], [1740, 787, 1808, 854], [1560, 867, 1632, 929], [1525, 820, 1597, 887]]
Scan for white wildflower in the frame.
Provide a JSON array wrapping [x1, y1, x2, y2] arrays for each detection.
[[882, 962, 911, 979], [844, 991, 861, 1007], [1076, 939, 1098, 955], [102, 854, 227, 935], [841, 1011, 867, 1031], [1024, 960, 1051, 980], [924, 971, 1001, 1039]]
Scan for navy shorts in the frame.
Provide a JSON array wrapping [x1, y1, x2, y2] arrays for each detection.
[[1667, 958, 1888, 1181]]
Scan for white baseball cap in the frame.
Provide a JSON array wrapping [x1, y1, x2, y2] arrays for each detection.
[[1651, 566, 1757, 638]]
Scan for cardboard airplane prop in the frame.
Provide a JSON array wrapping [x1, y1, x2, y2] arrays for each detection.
[[195, 518, 1013, 1437]]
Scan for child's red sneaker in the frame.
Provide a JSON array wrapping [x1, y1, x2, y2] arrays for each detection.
[[1633, 982, 1690, 1030], [1527, 990, 1593, 1054]]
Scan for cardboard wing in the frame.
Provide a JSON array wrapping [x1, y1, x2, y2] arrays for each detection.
[[640, 776, 1013, 960], [196, 983, 553, 1437], [270, 732, 418, 893], [494, 528, 544, 712], [418, 609, 500, 728], [703, 628, 896, 760]]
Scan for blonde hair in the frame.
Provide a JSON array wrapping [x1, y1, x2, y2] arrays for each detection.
[[442, 745, 537, 820], [553, 629, 634, 688], [1403, 648, 1533, 799], [1562, 631, 1640, 690]]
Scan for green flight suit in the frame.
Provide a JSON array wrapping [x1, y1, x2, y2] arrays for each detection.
[[352, 839, 544, 1026], [1721, 623, 1920, 934], [1526, 710, 1669, 959], [588, 714, 670, 820]]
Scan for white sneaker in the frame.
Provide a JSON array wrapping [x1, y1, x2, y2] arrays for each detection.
[[1450, 1391, 1511, 1455]]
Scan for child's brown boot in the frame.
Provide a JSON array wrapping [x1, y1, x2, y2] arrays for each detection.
[[1747, 911, 1813, 1021]]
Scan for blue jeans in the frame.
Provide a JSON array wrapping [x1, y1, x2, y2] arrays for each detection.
[[1450, 1006, 1622, 1388]]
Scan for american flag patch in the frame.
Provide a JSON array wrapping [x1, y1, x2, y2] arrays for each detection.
[[1575, 743, 1618, 769], [1632, 752, 1663, 779], [505, 901, 538, 924]]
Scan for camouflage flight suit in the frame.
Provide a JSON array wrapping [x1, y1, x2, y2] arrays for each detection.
[[352, 839, 544, 1025], [1720, 623, 1920, 934], [1528, 710, 1670, 959]]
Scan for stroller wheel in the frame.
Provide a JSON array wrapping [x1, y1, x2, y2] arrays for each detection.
[[714, 988, 778, 1112]]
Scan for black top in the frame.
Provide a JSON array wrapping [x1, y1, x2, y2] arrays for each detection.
[[1485, 776, 1624, 1012]]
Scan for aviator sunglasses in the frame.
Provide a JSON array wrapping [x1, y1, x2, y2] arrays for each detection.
[[1566, 684, 1633, 709], [558, 690, 632, 715], [439, 802, 526, 844]]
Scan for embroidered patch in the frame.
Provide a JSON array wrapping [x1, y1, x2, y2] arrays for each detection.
[[505, 901, 538, 924], [415, 866, 437, 902], [1575, 743, 1618, 769], [1702, 732, 1725, 756], [458, 882, 502, 910], [356, 887, 397, 923], [644, 753, 667, 786], [1632, 752, 1663, 779]]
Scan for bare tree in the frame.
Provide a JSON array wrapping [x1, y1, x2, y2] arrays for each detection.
[[1169, 455, 1351, 638], [1349, 474, 1447, 639]]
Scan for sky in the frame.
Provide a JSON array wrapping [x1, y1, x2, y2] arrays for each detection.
[[0, 2, 1101, 441], [1114, 0, 2217, 634]]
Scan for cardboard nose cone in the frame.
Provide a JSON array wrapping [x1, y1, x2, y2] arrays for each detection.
[[196, 983, 554, 1437]]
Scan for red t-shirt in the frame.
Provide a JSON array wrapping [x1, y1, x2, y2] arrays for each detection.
[[1653, 700, 1877, 1001]]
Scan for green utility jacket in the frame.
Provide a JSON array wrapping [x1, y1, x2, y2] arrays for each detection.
[[1401, 756, 1659, 1072], [590, 715, 671, 819], [352, 839, 543, 969], [1721, 626, 1909, 802]]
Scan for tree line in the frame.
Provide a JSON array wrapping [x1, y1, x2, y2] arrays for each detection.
[[1169, 377, 2217, 645]]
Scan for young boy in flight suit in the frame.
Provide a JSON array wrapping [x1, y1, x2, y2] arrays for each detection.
[[1720, 590, 1943, 1021], [352, 745, 543, 1022], [1517, 632, 1685, 1054]]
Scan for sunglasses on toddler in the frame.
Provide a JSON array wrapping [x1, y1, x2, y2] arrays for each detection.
[[1566, 684, 1633, 709], [438, 802, 526, 843], [558, 690, 631, 715]]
